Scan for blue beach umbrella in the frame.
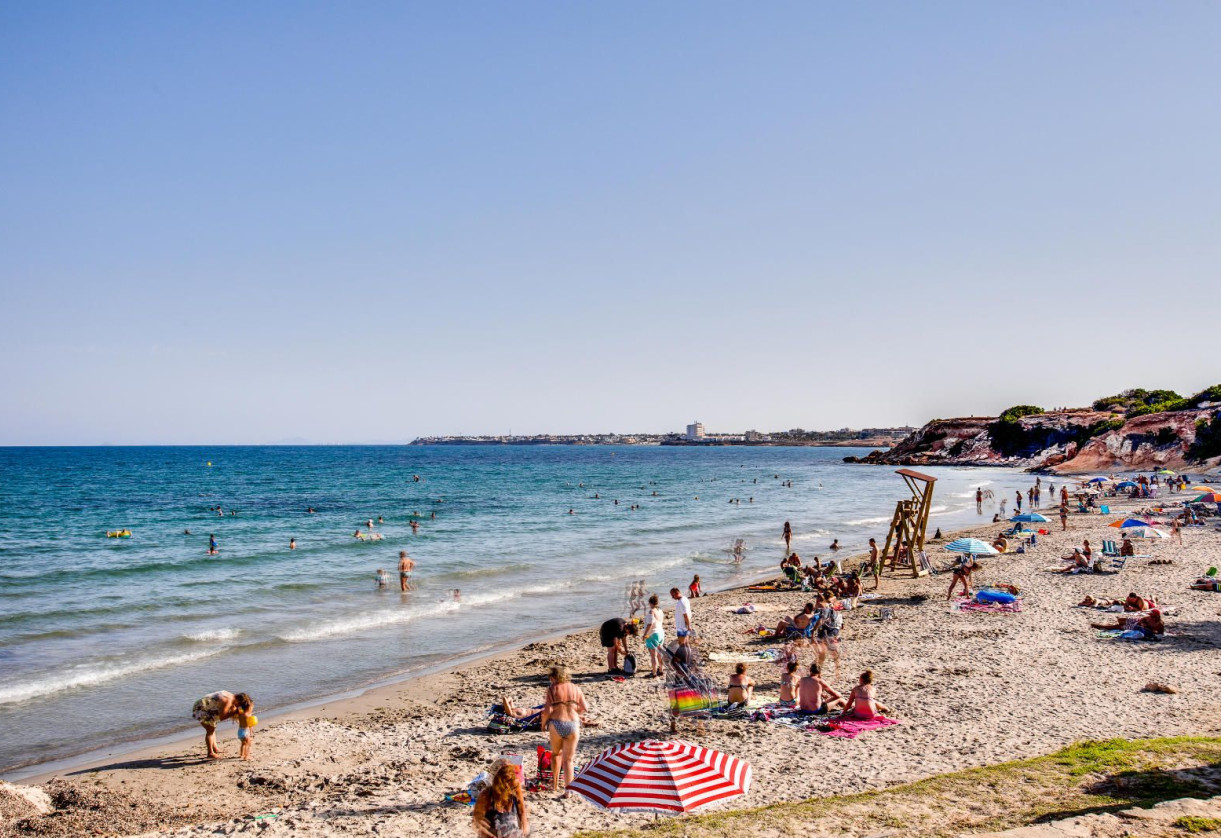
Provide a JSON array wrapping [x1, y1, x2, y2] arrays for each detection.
[[1087, 477, 1108, 484], [944, 538, 999, 556], [1116, 481, 1138, 489], [1010, 513, 1049, 523]]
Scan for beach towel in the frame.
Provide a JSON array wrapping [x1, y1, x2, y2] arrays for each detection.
[[709, 649, 780, 664], [953, 596, 1023, 614], [815, 716, 900, 739], [1097, 629, 1161, 641]]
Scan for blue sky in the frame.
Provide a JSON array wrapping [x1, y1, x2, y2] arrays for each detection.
[[2, 2, 1218, 444]]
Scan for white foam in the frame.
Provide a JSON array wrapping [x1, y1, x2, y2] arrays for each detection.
[[183, 628, 241, 642], [843, 515, 892, 527], [276, 585, 559, 643], [0, 649, 223, 705]]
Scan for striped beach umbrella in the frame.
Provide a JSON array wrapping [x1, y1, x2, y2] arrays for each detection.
[[1190, 493, 1221, 504], [1127, 527, 1170, 539], [567, 739, 751, 813], [944, 537, 999, 555]]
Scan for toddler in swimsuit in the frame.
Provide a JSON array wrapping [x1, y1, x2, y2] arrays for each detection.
[[237, 707, 257, 760]]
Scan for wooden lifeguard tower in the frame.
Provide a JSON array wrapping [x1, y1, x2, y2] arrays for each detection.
[[881, 468, 937, 578]]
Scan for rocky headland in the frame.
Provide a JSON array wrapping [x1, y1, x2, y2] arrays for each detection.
[[847, 386, 1221, 474]]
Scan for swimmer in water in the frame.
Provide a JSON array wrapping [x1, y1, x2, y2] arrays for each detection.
[[184, 529, 191, 535], [208, 534, 218, 555], [375, 568, 388, 589], [453, 589, 461, 601], [830, 539, 839, 551], [410, 520, 419, 533], [289, 538, 296, 550], [568, 509, 575, 515], [377, 516, 384, 525]]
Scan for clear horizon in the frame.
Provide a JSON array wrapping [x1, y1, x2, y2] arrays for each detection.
[[3, 2, 1219, 445]]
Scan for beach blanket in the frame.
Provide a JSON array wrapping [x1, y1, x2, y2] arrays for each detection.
[[709, 649, 780, 664], [953, 596, 1023, 614], [815, 716, 900, 739]]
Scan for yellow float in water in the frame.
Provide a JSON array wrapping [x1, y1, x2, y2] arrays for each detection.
[[106, 530, 132, 538]]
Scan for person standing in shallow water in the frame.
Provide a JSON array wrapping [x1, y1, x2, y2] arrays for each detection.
[[782, 521, 793, 554], [398, 550, 415, 591]]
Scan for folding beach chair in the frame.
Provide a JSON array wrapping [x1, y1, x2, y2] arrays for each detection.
[[1101, 540, 1119, 558], [486, 704, 542, 734], [1100, 505, 1111, 515]]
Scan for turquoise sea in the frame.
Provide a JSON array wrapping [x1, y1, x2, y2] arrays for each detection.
[[0, 445, 1029, 774]]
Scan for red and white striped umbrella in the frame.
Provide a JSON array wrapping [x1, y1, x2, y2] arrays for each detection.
[[567, 739, 751, 813]]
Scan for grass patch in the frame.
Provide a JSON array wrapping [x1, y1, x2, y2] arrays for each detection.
[[1175, 816, 1221, 833], [574, 737, 1221, 838]]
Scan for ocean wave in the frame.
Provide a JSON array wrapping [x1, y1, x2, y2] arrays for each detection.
[[843, 515, 892, 527], [0, 648, 224, 705], [275, 585, 556, 643], [183, 628, 241, 642]]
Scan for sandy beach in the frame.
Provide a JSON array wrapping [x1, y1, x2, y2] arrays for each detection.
[[5, 492, 1221, 838]]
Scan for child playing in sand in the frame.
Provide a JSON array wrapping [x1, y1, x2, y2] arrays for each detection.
[[840, 670, 889, 720], [727, 663, 755, 707], [689, 575, 702, 598], [236, 702, 257, 760]]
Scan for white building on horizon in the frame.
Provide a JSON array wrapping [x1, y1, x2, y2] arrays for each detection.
[[685, 421, 705, 441]]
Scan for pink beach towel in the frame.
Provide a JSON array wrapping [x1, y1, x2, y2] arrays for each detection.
[[816, 716, 900, 739]]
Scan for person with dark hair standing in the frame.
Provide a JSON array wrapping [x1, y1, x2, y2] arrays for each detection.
[[782, 521, 793, 554]]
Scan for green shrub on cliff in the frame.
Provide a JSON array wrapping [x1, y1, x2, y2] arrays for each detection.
[[1191, 413, 1221, 460], [998, 405, 1044, 423], [1187, 385, 1221, 409], [1092, 388, 1183, 413]]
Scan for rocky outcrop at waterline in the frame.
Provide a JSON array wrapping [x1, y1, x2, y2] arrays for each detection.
[[846, 392, 1221, 474]]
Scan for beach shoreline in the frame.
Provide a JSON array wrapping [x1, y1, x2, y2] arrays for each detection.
[[5, 490, 1221, 838]]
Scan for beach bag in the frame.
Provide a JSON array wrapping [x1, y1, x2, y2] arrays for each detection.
[[622, 652, 637, 676]]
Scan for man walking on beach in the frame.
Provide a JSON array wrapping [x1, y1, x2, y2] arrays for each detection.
[[670, 587, 693, 638], [398, 550, 415, 591], [976, 488, 983, 514]]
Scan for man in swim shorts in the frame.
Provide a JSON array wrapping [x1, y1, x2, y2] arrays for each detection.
[[398, 550, 415, 591], [192, 691, 252, 758]]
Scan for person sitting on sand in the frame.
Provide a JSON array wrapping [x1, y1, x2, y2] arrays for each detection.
[[191, 691, 253, 759], [840, 670, 889, 720], [947, 555, 981, 599], [779, 660, 799, 708], [1082, 539, 1093, 562], [991, 534, 1008, 553], [1091, 609, 1165, 639], [1052, 549, 1091, 574], [1120, 537, 1135, 557], [472, 761, 530, 838], [727, 663, 756, 707], [541, 665, 587, 795], [797, 662, 843, 715], [775, 602, 816, 638]]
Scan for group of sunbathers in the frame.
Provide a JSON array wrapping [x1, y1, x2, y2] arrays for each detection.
[[775, 663, 888, 718], [779, 553, 863, 601]]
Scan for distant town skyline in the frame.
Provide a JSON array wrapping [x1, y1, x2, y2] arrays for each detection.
[[2, 3, 1219, 445]]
